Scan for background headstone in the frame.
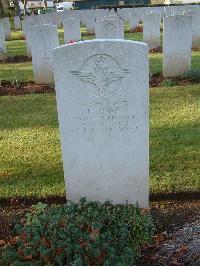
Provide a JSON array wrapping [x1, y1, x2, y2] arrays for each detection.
[[95, 19, 124, 39], [0, 24, 7, 60], [31, 24, 59, 84], [14, 16, 21, 30], [129, 11, 140, 32], [0, 17, 11, 40], [143, 13, 161, 50], [63, 18, 81, 44], [184, 10, 200, 48], [163, 15, 192, 77], [23, 18, 36, 58]]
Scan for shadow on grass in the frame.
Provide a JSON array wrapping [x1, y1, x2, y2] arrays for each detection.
[[0, 94, 58, 130], [0, 86, 200, 197]]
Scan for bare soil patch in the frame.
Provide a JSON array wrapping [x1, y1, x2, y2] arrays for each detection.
[[150, 74, 200, 88], [150, 47, 200, 53], [0, 55, 31, 63], [127, 25, 143, 33], [139, 200, 200, 265], [0, 74, 199, 97], [0, 82, 54, 96]]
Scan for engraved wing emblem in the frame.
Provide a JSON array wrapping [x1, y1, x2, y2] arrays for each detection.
[[70, 71, 97, 87], [106, 69, 130, 85], [70, 54, 131, 98]]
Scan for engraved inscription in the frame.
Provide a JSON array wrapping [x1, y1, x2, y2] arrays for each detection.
[[71, 54, 130, 98], [38, 28, 51, 59], [171, 18, 185, 37], [103, 22, 117, 38], [68, 99, 136, 134]]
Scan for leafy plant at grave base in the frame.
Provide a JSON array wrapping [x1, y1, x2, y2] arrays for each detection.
[[159, 79, 178, 87], [181, 69, 200, 82], [10, 67, 23, 88], [1, 198, 155, 266]]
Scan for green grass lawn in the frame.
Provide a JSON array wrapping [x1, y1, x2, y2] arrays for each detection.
[[1, 52, 199, 81], [0, 62, 33, 81], [0, 27, 199, 199], [0, 85, 199, 198]]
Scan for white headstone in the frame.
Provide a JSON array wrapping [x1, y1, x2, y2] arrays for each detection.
[[184, 10, 200, 48], [129, 12, 140, 32], [143, 13, 161, 50], [23, 18, 36, 58], [95, 9, 109, 22], [163, 15, 192, 77], [85, 12, 95, 34], [63, 18, 81, 44], [164, 6, 173, 17], [117, 8, 130, 22], [31, 24, 59, 84], [52, 12, 62, 27], [53, 40, 149, 207], [0, 24, 7, 60], [14, 16, 21, 30], [95, 19, 124, 39], [0, 17, 11, 40]]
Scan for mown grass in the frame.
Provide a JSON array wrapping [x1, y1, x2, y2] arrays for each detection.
[[150, 85, 200, 193], [1, 52, 199, 81], [0, 85, 199, 198], [0, 62, 33, 81]]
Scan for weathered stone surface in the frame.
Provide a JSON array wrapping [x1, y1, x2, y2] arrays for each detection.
[[0, 24, 7, 60], [129, 11, 140, 31], [85, 11, 95, 34], [23, 18, 36, 58], [95, 9, 109, 22], [14, 16, 21, 30], [143, 13, 161, 50], [184, 10, 200, 48], [63, 18, 81, 44], [0, 17, 11, 40], [163, 15, 192, 77], [95, 18, 124, 39], [53, 40, 149, 207], [31, 24, 59, 84]]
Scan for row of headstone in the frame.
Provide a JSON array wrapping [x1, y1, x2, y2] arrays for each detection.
[[21, 6, 200, 49], [26, 12, 197, 84], [18, 4, 200, 32], [0, 7, 199, 77], [50, 6, 199, 206]]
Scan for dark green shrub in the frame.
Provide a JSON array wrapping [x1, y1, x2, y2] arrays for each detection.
[[159, 79, 178, 87], [1, 198, 155, 265], [182, 69, 200, 82]]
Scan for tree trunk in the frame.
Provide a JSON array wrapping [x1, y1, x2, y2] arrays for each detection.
[[0, 0, 5, 18], [23, 0, 27, 16], [13, 0, 21, 17], [43, 0, 47, 11], [0, 0, 9, 18]]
